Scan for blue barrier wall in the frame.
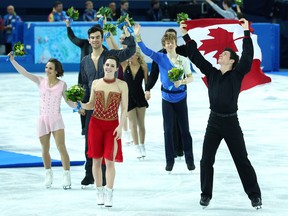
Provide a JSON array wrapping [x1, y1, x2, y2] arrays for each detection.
[[0, 21, 280, 72]]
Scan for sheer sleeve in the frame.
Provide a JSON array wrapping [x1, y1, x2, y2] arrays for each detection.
[[10, 60, 41, 85]]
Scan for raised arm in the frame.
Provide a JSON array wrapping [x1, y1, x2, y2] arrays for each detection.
[[80, 79, 98, 110], [234, 18, 254, 76], [108, 27, 136, 62], [106, 33, 120, 50], [66, 20, 86, 47], [205, 0, 236, 19], [134, 23, 162, 63], [180, 22, 214, 77], [8, 52, 40, 84]]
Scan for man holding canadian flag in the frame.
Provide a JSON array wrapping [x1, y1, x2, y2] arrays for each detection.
[[180, 18, 262, 209]]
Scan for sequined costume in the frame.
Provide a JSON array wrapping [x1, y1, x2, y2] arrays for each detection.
[[87, 91, 123, 162], [37, 78, 75, 137]]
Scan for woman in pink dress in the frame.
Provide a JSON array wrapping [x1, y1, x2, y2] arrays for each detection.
[[8, 52, 76, 189], [81, 55, 128, 207]]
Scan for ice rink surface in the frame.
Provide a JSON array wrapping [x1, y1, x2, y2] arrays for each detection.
[[0, 71, 287, 216]]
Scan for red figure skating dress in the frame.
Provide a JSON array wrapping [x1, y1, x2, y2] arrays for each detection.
[[87, 90, 123, 162]]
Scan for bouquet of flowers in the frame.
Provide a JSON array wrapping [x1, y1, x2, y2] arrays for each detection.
[[103, 23, 117, 38], [96, 6, 112, 19], [235, 0, 243, 6], [168, 67, 184, 82], [117, 14, 134, 32], [65, 84, 85, 112], [67, 6, 79, 21], [13, 42, 25, 56], [176, 12, 189, 24]]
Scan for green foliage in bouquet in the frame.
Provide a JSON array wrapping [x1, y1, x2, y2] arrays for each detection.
[[96, 6, 112, 19], [13, 42, 25, 56], [117, 14, 135, 29], [67, 6, 79, 20], [235, 0, 243, 6], [65, 84, 85, 102], [168, 67, 184, 82], [103, 23, 117, 36], [176, 12, 189, 24]]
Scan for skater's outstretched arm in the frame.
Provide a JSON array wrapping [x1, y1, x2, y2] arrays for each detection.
[[8, 52, 41, 85]]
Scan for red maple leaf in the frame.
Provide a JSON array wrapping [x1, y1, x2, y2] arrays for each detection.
[[199, 27, 238, 61]]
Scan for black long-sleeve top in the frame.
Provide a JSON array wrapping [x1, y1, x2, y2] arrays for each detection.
[[146, 45, 188, 91], [183, 30, 253, 114], [80, 36, 136, 102], [67, 27, 92, 61]]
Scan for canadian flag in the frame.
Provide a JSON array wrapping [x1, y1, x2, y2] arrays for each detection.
[[184, 19, 271, 91]]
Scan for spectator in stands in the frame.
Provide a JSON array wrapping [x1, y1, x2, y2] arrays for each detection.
[[83, 0, 97, 21], [205, 0, 238, 20], [48, 1, 67, 22], [3, 5, 22, 54], [115, 0, 132, 20], [108, 2, 118, 21], [146, 0, 163, 21], [0, 15, 3, 30]]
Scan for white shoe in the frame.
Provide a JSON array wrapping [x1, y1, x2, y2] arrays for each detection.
[[135, 145, 142, 158], [104, 188, 113, 207], [96, 186, 104, 205], [62, 170, 71, 189], [45, 169, 53, 188], [139, 144, 146, 157]]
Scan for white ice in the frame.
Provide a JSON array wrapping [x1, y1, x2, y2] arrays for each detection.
[[0, 72, 287, 216]]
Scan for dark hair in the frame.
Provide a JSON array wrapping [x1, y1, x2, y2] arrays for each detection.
[[88, 26, 103, 38], [121, 0, 128, 5], [165, 28, 177, 37], [104, 55, 120, 68], [48, 58, 64, 77], [224, 47, 239, 69], [151, 0, 159, 7], [53, 1, 62, 8], [223, 0, 232, 8]]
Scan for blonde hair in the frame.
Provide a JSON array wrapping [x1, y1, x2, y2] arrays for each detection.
[[134, 47, 145, 65], [161, 33, 177, 47]]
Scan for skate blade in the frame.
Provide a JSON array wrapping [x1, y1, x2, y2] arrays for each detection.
[[81, 184, 94, 189], [63, 185, 71, 190], [255, 206, 262, 210]]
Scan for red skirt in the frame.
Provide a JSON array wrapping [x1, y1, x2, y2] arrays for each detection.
[[87, 117, 123, 162]]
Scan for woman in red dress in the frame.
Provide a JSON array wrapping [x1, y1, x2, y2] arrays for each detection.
[[81, 55, 128, 207]]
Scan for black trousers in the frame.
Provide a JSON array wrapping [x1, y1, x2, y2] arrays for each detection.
[[173, 115, 183, 157], [200, 112, 261, 199], [85, 110, 106, 185], [78, 72, 86, 131], [162, 96, 194, 165]]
